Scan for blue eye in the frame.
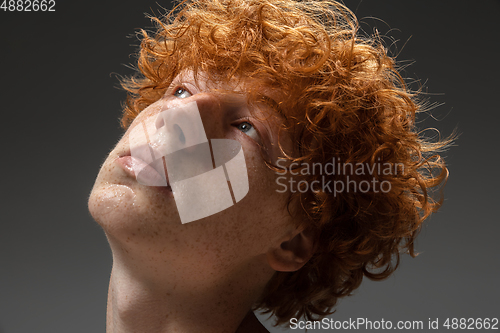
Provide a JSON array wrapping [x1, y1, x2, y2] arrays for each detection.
[[237, 121, 260, 142], [173, 87, 192, 99], [237, 122, 252, 133]]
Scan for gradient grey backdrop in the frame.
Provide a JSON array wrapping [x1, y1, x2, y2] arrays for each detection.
[[1, 1, 498, 332]]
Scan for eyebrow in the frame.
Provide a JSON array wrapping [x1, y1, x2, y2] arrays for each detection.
[[166, 78, 184, 92], [168, 73, 281, 109]]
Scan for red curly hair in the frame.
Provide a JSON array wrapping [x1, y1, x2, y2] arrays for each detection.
[[119, 0, 450, 325]]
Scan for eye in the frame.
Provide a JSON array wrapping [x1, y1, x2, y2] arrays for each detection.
[[173, 86, 192, 99], [236, 121, 260, 142]]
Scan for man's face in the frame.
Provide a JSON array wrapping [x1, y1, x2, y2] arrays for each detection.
[[88, 70, 295, 284]]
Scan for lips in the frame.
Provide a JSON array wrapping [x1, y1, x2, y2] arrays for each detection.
[[116, 154, 170, 188]]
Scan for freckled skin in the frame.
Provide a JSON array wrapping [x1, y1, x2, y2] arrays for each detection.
[[88, 71, 296, 333]]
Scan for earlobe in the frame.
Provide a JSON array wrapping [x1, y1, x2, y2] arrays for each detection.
[[267, 227, 318, 272]]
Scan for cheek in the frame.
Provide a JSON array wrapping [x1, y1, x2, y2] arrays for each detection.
[[217, 152, 291, 246], [245, 150, 287, 206], [170, 147, 291, 260]]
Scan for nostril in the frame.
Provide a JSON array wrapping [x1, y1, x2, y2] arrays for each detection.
[[173, 124, 186, 145], [155, 114, 165, 129]]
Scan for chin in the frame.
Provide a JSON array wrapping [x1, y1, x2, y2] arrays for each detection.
[[88, 182, 137, 227], [89, 179, 182, 241]]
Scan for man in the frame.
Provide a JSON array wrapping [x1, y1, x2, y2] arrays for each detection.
[[89, 0, 450, 332]]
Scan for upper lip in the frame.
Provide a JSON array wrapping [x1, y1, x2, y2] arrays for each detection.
[[120, 142, 162, 159], [119, 149, 131, 158], [118, 144, 170, 186]]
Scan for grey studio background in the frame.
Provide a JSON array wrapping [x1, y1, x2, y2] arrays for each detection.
[[1, 1, 498, 332]]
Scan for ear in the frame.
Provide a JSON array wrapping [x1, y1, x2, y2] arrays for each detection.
[[266, 226, 317, 272]]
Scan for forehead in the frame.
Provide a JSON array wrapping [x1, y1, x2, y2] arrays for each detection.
[[171, 69, 285, 109]]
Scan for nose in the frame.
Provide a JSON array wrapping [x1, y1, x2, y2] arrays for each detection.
[[151, 100, 209, 157], [157, 92, 228, 143], [128, 94, 249, 224]]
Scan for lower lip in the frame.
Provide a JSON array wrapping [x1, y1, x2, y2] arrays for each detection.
[[115, 156, 173, 194]]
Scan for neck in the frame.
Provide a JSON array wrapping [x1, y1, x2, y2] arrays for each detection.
[[105, 255, 271, 333]]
